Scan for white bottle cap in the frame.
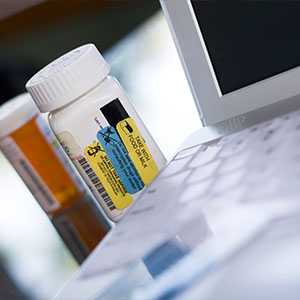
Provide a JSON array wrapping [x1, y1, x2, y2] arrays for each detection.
[[26, 44, 110, 113], [0, 93, 39, 138]]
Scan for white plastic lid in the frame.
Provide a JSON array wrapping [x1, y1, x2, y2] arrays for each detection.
[[0, 92, 39, 138], [26, 44, 110, 112]]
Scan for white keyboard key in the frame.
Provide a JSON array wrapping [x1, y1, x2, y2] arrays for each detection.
[[213, 169, 245, 193], [258, 128, 282, 145], [218, 152, 250, 173], [282, 113, 300, 133], [217, 130, 246, 146], [263, 117, 283, 131], [245, 126, 266, 141], [219, 138, 246, 158], [203, 186, 247, 212], [178, 179, 212, 203], [148, 170, 191, 195], [188, 160, 221, 183], [212, 184, 248, 204], [244, 162, 278, 185], [245, 177, 281, 200], [160, 155, 192, 177], [219, 124, 261, 149], [189, 145, 221, 167], [252, 121, 285, 148]]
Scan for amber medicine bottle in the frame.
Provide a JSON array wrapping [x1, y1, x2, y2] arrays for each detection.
[[52, 194, 111, 264], [0, 93, 85, 215], [26, 44, 166, 222]]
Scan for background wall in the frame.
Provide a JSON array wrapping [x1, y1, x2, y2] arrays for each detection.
[[0, 0, 160, 103]]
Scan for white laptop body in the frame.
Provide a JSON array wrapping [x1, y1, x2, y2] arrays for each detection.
[[161, 0, 300, 125]]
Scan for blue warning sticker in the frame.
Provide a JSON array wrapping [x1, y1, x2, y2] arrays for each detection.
[[97, 126, 144, 194]]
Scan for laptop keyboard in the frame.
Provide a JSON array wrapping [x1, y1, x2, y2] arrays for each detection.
[[80, 109, 300, 278], [160, 109, 300, 210], [124, 111, 300, 300]]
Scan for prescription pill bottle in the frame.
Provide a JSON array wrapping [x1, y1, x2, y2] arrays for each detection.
[[0, 93, 85, 215], [52, 193, 111, 264], [26, 43, 166, 222]]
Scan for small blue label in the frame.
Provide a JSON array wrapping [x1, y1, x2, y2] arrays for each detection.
[[97, 126, 144, 194]]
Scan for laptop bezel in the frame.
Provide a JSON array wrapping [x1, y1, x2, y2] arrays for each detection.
[[160, 0, 300, 125]]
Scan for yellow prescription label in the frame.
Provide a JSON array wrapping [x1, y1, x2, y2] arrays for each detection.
[[84, 142, 132, 210], [117, 118, 159, 186]]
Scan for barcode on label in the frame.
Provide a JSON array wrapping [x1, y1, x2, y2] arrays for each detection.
[[19, 159, 55, 206], [78, 156, 116, 211]]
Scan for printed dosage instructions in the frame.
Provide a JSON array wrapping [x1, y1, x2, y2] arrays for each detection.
[[97, 126, 144, 194], [117, 118, 159, 186], [58, 131, 116, 212], [84, 142, 133, 210]]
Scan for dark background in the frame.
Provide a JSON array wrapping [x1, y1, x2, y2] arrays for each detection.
[[0, 0, 160, 104]]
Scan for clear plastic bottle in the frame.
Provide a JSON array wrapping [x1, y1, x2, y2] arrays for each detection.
[[26, 44, 166, 222], [0, 93, 85, 215]]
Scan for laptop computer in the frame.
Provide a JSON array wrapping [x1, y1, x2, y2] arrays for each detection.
[[56, 2, 300, 299], [161, 0, 300, 126]]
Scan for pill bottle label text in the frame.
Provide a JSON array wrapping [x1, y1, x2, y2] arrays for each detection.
[[0, 136, 60, 212]]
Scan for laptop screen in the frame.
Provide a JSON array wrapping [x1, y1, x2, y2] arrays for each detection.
[[191, 1, 300, 95]]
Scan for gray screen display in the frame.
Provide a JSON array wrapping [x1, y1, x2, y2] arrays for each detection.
[[191, 1, 300, 95]]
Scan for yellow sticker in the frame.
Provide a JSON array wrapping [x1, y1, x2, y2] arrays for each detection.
[[84, 142, 132, 210], [117, 118, 159, 186]]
